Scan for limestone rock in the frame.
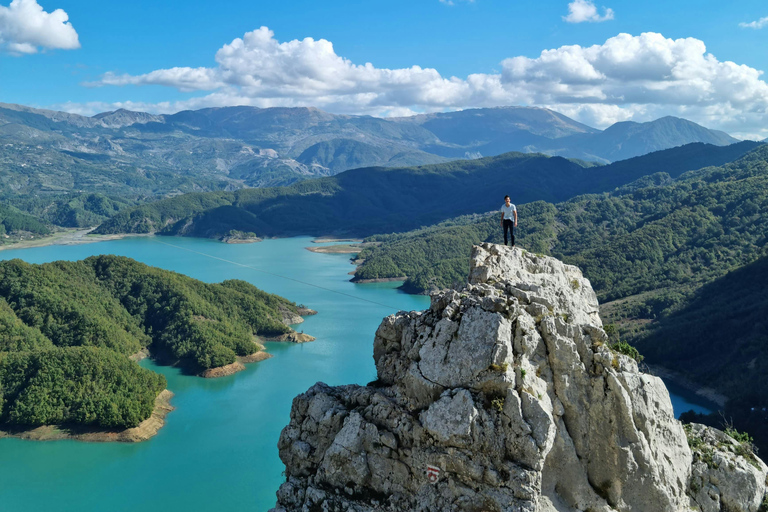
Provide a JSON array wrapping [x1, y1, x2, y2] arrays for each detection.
[[272, 244, 768, 511]]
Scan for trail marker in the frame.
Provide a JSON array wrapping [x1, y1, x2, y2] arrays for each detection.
[[426, 465, 441, 484]]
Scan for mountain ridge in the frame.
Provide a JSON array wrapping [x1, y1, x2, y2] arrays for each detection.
[[0, 103, 743, 184], [94, 140, 763, 241]]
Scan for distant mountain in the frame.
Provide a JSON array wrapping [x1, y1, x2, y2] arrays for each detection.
[[296, 138, 447, 172], [92, 108, 164, 128], [558, 116, 739, 162], [393, 106, 597, 158], [0, 103, 743, 200]]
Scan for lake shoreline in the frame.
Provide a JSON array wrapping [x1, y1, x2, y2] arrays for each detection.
[[350, 276, 407, 284], [0, 228, 153, 252], [650, 364, 727, 408], [305, 244, 363, 254], [0, 389, 174, 443]]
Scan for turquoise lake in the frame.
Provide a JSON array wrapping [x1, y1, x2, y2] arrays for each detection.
[[0, 236, 713, 511]]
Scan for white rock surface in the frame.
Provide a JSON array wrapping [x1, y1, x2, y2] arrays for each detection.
[[272, 244, 768, 511]]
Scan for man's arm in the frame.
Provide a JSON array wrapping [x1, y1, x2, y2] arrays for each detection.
[[513, 209, 518, 227], [500, 211, 505, 226]]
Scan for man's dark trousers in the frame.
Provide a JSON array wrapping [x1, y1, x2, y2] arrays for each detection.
[[503, 219, 515, 246]]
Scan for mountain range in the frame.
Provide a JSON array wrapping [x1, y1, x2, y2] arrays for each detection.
[[0, 102, 741, 200]]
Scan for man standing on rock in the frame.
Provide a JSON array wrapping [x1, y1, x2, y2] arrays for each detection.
[[500, 195, 518, 246]]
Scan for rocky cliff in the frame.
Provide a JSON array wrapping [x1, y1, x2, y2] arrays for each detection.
[[272, 244, 768, 511]]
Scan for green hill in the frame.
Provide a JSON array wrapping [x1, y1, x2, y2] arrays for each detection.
[[0, 204, 51, 240], [650, 256, 768, 452], [94, 152, 593, 237], [6, 193, 136, 228], [357, 145, 768, 304], [0, 255, 302, 430], [636, 254, 768, 405], [95, 141, 761, 241], [296, 138, 447, 173], [556, 116, 739, 162]]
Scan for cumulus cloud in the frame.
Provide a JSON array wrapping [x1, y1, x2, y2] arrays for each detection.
[[739, 16, 768, 29], [81, 28, 768, 138], [0, 0, 79, 54], [563, 0, 614, 23]]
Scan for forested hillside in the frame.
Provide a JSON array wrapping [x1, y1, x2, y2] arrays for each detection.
[[5, 193, 136, 229], [0, 256, 302, 430], [0, 204, 51, 239], [357, 145, 768, 303], [95, 141, 761, 240], [95, 152, 594, 237]]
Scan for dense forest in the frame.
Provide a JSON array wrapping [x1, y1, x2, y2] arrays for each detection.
[[5, 193, 137, 228], [95, 141, 760, 240], [0, 256, 301, 430], [0, 204, 51, 240], [354, 144, 768, 448]]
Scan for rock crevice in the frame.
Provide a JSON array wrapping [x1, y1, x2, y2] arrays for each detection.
[[273, 244, 767, 511]]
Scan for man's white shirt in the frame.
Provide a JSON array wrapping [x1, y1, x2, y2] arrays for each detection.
[[500, 203, 516, 220]]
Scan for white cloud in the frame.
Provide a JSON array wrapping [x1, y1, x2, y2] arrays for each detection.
[[563, 0, 614, 23], [739, 16, 768, 29], [94, 68, 223, 92], [439, 0, 474, 5], [79, 29, 768, 138], [0, 0, 79, 54]]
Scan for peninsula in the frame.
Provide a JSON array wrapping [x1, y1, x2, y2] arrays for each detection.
[[0, 255, 314, 441]]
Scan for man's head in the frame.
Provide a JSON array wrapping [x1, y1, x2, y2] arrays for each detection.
[[504, 195, 511, 205]]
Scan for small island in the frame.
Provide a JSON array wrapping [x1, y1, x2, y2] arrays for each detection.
[[0, 255, 314, 442], [219, 230, 262, 244]]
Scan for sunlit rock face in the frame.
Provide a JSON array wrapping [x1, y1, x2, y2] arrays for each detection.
[[273, 243, 768, 512]]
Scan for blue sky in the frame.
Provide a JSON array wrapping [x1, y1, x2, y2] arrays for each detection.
[[1, 0, 768, 137]]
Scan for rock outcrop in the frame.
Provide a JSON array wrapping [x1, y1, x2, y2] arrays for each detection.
[[273, 244, 768, 511]]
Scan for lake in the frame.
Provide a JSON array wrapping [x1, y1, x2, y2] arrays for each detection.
[[0, 236, 713, 511]]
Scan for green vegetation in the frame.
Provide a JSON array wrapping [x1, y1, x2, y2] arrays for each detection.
[[725, 427, 757, 463], [0, 255, 301, 430], [96, 152, 595, 237], [97, 142, 761, 240], [0, 203, 51, 242], [356, 145, 768, 308], [0, 348, 165, 428], [684, 424, 704, 449], [610, 341, 644, 363], [6, 193, 136, 228]]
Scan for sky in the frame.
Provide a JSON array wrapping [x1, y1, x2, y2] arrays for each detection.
[[1, 0, 768, 138]]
